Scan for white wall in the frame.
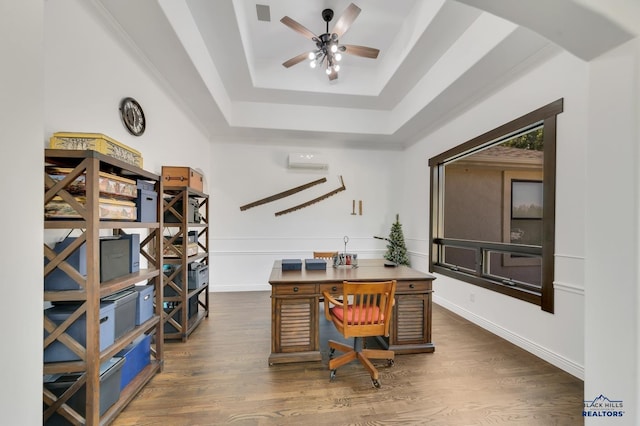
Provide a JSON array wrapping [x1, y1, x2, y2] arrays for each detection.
[[400, 50, 589, 379], [44, 0, 211, 178], [209, 142, 403, 291], [0, 2, 43, 424], [584, 38, 639, 424]]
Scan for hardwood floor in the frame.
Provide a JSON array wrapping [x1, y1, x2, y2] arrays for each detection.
[[114, 291, 583, 425]]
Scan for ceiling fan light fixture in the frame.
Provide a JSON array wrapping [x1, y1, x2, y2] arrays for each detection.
[[280, 3, 380, 82]]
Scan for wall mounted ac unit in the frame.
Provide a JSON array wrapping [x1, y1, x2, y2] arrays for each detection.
[[288, 153, 328, 170]]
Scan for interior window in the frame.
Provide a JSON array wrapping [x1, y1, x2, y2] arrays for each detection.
[[429, 99, 563, 312]]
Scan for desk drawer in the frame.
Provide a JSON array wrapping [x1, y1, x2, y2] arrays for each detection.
[[319, 283, 342, 296], [396, 281, 431, 293], [273, 284, 317, 295]]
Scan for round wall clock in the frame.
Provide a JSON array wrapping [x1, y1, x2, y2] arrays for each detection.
[[119, 97, 146, 136]]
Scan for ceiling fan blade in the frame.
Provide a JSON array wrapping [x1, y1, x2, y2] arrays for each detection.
[[328, 69, 338, 81], [282, 52, 310, 68], [280, 16, 318, 41], [332, 3, 361, 38], [342, 44, 380, 59]]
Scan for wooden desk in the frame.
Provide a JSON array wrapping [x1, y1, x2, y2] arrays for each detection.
[[268, 259, 436, 365]]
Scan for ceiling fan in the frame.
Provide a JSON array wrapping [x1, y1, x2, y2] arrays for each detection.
[[280, 3, 380, 81]]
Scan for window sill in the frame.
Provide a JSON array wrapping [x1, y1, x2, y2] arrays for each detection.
[[432, 265, 542, 307]]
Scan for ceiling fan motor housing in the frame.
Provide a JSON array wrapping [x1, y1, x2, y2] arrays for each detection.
[[319, 33, 332, 45], [322, 8, 334, 23]]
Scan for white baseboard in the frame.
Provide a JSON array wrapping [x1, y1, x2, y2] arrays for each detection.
[[433, 295, 584, 380]]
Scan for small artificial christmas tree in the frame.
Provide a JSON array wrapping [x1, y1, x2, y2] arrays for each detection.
[[385, 214, 410, 266]]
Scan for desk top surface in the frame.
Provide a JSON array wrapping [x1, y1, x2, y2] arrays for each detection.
[[268, 258, 435, 284]]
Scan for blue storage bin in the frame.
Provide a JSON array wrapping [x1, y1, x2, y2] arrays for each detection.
[[44, 357, 124, 424], [165, 262, 208, 290], [133, 285, 154, 325], [282, 259, 302, 271], [136, 179, 155, 191], [305, 258, 327, 270], [44, 236, 135, 290], [101, 289, 137, 340], [44, 303, 115, 363], [44, 237, 87, 291], [116, 334, 151, 391], [136, 189, 157, 222], [163, 298, 198, 334]]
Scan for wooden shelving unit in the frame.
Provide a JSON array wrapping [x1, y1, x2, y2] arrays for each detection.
[[43, 149, 164, 425], [162, 186, 209, 341]]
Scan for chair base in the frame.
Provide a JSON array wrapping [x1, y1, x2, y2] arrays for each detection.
[[328, 338, 394, 387]]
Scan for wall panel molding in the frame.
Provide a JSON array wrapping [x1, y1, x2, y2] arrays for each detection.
[[209, 249, 386, 257], [554, 281, 584, 295]]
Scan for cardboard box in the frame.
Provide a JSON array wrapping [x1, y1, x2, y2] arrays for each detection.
[[163, 241, 198, 258], [45, 196, 137, 220], [46, 167, 137, 199]]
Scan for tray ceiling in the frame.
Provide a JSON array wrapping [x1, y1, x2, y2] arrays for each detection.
[[94, 0, 634, 149]]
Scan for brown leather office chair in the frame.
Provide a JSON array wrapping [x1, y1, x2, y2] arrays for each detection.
[[323, 280, 397, 388]]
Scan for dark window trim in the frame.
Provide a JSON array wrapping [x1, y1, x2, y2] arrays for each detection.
[[429, 99, 563, 313]]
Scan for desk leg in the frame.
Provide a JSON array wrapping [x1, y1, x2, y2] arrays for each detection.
[[269, 295, 322, 365]]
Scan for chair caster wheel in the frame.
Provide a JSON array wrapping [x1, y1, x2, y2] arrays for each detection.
[[387, 359, 395, 367], [330, 369, 336, 382], [372, 378, 381, 388]]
